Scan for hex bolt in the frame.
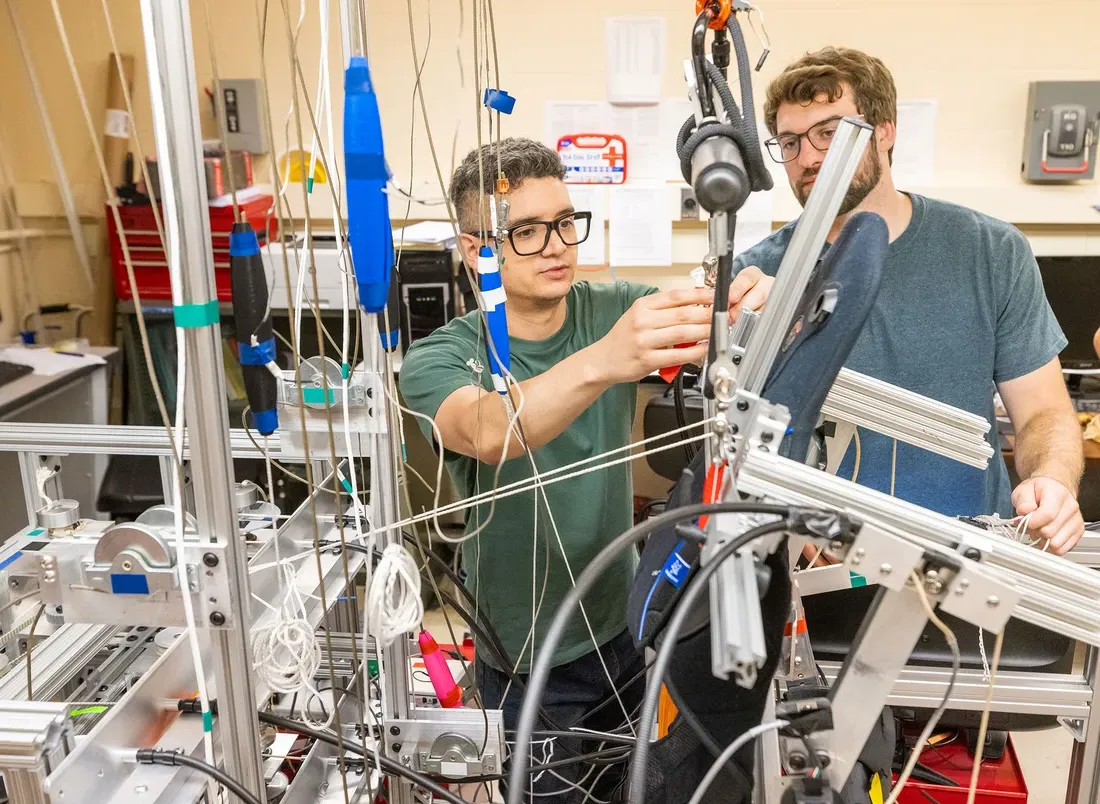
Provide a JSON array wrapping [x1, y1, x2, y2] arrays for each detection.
[[209, 611, 226, 626], [202, 553, 219, 567]]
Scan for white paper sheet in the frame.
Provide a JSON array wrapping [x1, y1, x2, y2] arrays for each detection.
[[392, 221, 457, 248], [0, 347, 105, 377], [567, 185, 607, 266], [608, 185, 671, 267], [605, 18, 666, 104], [543, 101, 607, 150], [660, 98, 697, 181], [893, 99, 938, 187], [608, 105, 663, 180], [733, 190, 775, 258]]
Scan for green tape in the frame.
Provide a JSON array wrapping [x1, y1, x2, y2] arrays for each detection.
[[202, 710, 214, 732], [70, 706, 108, 717], [341, 362, 350, 380], [849, 571, 867, 588], [27, 528, 45, 537], [173, 300, 220, 328], [307, 176, 315, 194], [301, 387, 335, 405], [367, 658, 379, 679], [339, 476, 354, 495]]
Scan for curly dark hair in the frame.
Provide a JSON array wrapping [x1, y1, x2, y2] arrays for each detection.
[[449, 137, 566, 231]]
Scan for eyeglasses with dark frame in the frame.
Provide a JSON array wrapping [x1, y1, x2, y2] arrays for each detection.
[[764, 115, 865, 164], [469, 211, 593, 257]]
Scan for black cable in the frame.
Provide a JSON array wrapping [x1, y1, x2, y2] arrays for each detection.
[[673, 367, 698, 463], [505, 500, 798, 804], [135, 749, 264, 804], [627, 520, 790, 803], [664, 676, 745, 788]]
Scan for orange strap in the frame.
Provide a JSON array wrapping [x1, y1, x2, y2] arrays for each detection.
[[697, 461, 726, 528], [695, 0, 732, 30], [783, 617, 809, 637]]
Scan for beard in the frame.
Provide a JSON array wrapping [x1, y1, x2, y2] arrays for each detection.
[[793, 145, 883, 214]]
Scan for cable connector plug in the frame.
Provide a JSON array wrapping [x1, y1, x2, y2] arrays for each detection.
[[785, 508, 862, 543], [177, 698, 218, 715]]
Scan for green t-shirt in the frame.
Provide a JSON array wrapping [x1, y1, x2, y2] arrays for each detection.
[[399, 280, 657, 672]]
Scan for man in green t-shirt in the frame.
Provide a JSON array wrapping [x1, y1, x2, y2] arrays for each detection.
[[399, 137, 764, 800]]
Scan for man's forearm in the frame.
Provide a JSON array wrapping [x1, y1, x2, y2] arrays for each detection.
[[1014, 408, 1085, 494], [471, 343, 613, 461]]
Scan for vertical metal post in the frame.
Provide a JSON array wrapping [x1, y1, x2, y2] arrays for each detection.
[[1066, 646, 1100, 804], [4, 0, 95, 295], [337, 5, 413, 802], [138, 1, 266, 799]]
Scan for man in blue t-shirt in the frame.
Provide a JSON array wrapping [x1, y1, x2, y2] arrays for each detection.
[[729, 46, 1085, 555]]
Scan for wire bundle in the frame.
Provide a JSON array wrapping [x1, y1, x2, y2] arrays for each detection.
[[367, 543, 424, 648]]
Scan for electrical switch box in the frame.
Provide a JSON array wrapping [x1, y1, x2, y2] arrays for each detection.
[[216, 79, 268, 154], [1021, 81, 1100, 183]]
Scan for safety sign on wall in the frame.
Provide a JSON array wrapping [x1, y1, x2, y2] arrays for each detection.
[[557, 133, 628, 184]]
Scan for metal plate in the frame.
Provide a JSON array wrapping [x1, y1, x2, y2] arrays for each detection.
[[939, 562, 1021, 634], [843, 522, 923, 591]]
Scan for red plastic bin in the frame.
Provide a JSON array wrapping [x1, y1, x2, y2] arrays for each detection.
[[894, 734, 1028, 803], [108, 193, 275, 303]]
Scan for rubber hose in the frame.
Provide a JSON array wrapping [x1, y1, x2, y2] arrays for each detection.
[[726, 17, 773, 191]]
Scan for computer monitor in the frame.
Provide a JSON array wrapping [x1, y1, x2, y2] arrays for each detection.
[[1036, 256, 1100, 369]]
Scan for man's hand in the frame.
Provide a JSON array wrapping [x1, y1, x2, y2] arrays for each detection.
[[728, 266, 774, 320], [1012, 476, 1084, 555], [594, 288, 713, 384]]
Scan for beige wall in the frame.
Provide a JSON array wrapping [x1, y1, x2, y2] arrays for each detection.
[[2, 0, 1099, 339]]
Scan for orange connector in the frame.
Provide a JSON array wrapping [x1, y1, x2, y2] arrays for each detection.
[[695, 0, 732, 30]]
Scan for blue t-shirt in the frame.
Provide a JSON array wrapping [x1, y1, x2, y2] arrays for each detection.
[[733, 193, 1066, 517]]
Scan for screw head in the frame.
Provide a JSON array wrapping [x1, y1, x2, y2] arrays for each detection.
[[987, 595, 1000, 608], [392, 742, 402, 753], [788, 752, 807, 771], [736, 400, 750, 412], [202, 553, 218, 567], [879, 563, 892, 575], [732, 354, 741, 365], [964, 548, 981, 561], [761, 431, 774, 443], [209, 611, 226, 626], [121, 560, 133, 572], [134, 785, 147, 794], [400, 754, 411, 766], [729, 424, 739, 435], [389, 726, 400, 736]]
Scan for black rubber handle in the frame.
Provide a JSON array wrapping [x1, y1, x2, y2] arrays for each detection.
[[229, 221, 279, 435]]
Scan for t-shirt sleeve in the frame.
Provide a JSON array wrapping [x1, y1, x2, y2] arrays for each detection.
[[615, 280, 660, 312], [992, 230, 1067, 383], [398, 327, 479, 443]]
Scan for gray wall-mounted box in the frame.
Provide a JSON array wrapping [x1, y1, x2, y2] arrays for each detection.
[[216, 79, 269, 154], [1022, 80, 1100, 183]]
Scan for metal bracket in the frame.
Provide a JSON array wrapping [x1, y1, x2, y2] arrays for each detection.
[[385, 708, 505, 779], [842, 522, 923, 591], [1060, 716, 1090, 742], [938, 559, 1020, 634]]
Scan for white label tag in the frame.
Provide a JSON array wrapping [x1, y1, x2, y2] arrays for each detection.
[[105, 108, 131, 139]]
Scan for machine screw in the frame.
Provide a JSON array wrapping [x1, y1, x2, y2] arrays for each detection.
[[964, 548, 981, 561], [761, 431, 774, 443], [484, 756, 495, 771], [830, 540, 843, 551], [987, 596, 1000, 608], [729, 424, 739, 435], [392, 743, 402, 753], [955, 579, 970, 596], [788, 752, 807, 771], [732, 355, 741, 365], [736, 400, 749, 412], [8, 579, 18, 589], [923, 570, 943, 596], [879, 563, 892, 576], [209, 611, 226, 626], [121, 560, 133, 572], [389, 726, 401, 736], [202, 553, 219, 567], [400, 754, 411, 766], [134, 785, 147, 794]]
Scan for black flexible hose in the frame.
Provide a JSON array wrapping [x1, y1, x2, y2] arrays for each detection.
[[135, 749, 264, 804], [726, 16, 772, 191], [691, 10, 715, 119], [627, 520, 790, 803], [505, 501, 798, 804]]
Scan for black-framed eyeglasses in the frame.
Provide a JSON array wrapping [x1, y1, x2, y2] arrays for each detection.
[[764, 115, 864, 164], [470, 211, 592, 257]]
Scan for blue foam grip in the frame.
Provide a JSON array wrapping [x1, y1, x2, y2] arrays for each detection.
[[251, 407, 278, 436], [483, 88, 516, 114], [238, 337, 277, 366], [229, 229, 260, 257], [344, 56, 394, 314], [111, 574, 150, 595]]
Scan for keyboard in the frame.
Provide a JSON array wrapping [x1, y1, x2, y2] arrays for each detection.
[[1073, 397, 1100, 414], [0, 361, 33, 388]]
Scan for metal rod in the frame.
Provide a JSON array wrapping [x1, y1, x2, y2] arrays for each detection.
[[4, 0, 95, 294], [0, 423, 282, 459], [738, 118, 873, 394], [138, 0, 265, 796]]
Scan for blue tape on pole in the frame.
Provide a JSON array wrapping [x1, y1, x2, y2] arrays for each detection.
[[252, 408, 278, 436], [111, 574, 150, 595], [482, 88, 516, 114], [379, 328, 400, 351], [238, 337, 276, 366], [229, 229, 260, 257]]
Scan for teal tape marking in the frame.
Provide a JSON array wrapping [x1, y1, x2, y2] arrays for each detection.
[[341, 362, 350, 380], [27, 528, 45, 537], [174, 300, 220, 328], [301, 387, 335, 405], [340, 476, 354, 494], [202, 711, 214, 731], [307, 176, 315, 194], [849, 571, 867, 588], [401, 443, 408, 462]]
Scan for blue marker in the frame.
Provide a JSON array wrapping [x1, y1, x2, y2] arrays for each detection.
[[477, 246, 510, 394], [343, 54, 395, 340]]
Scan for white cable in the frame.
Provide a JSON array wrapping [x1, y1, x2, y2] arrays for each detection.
[[367, 544, 423, 648], [686, 720, 790, 804]]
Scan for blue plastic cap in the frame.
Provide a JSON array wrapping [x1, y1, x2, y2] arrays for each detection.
[[358, 282, 389, 314], [252, 408, 278, 436], [19, 330, 34, 345], [229, 229, 260, 257], [478, 246, 494, 258], [345, 56, 372, 94], [483, 88, 516, 115]]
